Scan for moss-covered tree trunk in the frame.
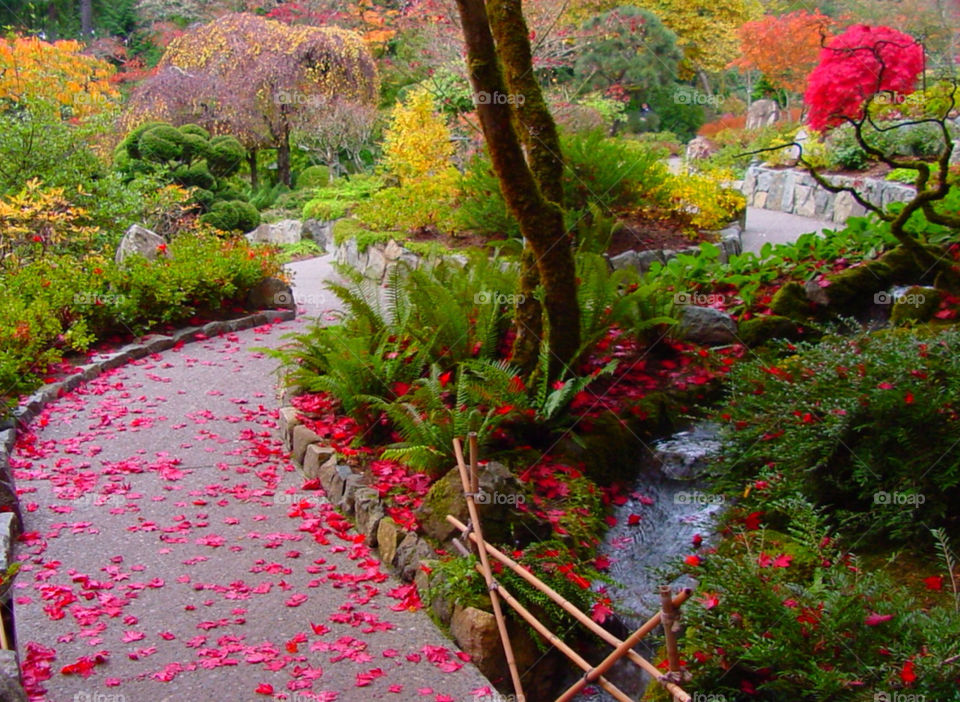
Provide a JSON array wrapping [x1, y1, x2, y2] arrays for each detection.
[[455, 0, 580, 377]]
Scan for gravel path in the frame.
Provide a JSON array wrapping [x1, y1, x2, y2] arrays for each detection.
[[11, 256, 492, 702]]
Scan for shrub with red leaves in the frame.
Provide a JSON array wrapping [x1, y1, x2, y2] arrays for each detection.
[[804, 24, 923, 132]]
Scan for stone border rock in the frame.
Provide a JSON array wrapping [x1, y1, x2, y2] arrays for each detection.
[[277, 411, 515, 676], [312, 218, 744, 283], [277, 410, 425, 582], [741, 165, 916, 223], [606, 220, 744, 275], [0, 306, 296, 700]]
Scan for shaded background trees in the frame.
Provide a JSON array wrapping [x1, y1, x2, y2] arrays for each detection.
[[123, 13, 379, 187]]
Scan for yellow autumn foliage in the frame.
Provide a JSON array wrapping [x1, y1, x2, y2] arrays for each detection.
[[0, 179, 99, 265], [382, 87, 456, 185]]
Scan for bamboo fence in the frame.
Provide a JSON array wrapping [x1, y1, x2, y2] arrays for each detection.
[[446, 434, 692, 702]]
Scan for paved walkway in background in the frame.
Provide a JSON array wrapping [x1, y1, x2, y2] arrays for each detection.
[[12, 256, 492, 702], [742, 207, 833, 254]]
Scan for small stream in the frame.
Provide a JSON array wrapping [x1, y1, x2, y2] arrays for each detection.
[[572, 422, 725, 701]]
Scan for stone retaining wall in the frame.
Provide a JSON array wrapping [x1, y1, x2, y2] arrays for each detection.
[[0, 308, 297, 701], [741, 165, 916, 223], [313, 220, 744, 282]]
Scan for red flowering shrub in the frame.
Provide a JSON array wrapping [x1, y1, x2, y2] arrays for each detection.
[[712, 327, 960, 544], [804, 25, 924, 132], [678, 505, 960, 700]]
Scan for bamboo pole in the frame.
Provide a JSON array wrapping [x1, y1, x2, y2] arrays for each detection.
[[452, 438, 526, 702], [447, 514, 692, 702], [477, 564, 634, 702], [660, 585, 683, 676], [556, 584, 691, 702], [468, 431, 479, 496]]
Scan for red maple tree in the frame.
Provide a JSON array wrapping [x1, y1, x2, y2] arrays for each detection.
[[804, 24, 924, 132]]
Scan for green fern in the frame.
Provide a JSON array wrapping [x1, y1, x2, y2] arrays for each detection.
[[931, 527, 959, 613], [370, 360, 527, 473]]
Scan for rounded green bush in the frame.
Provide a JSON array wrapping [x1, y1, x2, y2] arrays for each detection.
[[199, 201, 239, 231], [138, 125, 185, 162], [231, 200, 260, 232], [121, 121, 167, 160], [179, 133, 211, 162], [207, 136, 246, 178], [172, 164, 216, 191], [296, 165, 331, 190], [179, 124, 211, 140]]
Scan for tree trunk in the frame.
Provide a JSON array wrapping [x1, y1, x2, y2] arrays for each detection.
[[80, 0, 93, 38], [247, 149, 259, 190], [277, 135, 291, 187], [455, 0, 580, 377], [47, 2, 59, 39], [697, 69, 712, 97]]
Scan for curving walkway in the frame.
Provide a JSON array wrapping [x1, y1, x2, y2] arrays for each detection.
[[11, 256, 492, 702], [742, 207, 832, 254]]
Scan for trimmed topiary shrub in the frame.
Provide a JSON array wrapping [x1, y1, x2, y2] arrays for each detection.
[[118, 122, 254, 232]]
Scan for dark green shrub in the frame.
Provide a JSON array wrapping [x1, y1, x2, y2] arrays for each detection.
[[179, 124, 210, 140], [232, 201, 260, 232], [647, 83, 705, 142], [172, 163, 216, 191], [713, 328, 960, 544], [138, 124, 184, 162], [678, 499, 960, 701], [206, 136, 245, 178], [199, 200, 260, 232], [118, 123, 252, 231]]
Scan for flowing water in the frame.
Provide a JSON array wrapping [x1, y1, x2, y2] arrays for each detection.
[[571, 422, 724, 701]]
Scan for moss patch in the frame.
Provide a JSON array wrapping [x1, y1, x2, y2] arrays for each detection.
[[891, 286, 942, 325], [769, 282, 814, 320], [738, 315, 802, 346]]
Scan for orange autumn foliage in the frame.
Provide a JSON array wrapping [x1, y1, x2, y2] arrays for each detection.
[[732, 11, 834, 95], [0, 36, 119, 119]]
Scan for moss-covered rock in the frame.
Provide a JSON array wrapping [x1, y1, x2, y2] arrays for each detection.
[[890, 286, 942, 325], [770, 282, 814, 320], [879, 244, 945, 285], [821, 264, 889, 311], [415, 462, 543, 545], [738, 315, 802, 347]]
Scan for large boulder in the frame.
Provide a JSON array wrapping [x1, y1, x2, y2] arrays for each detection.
[[676, 305, 738, 346], [746, 99, 780, 129], [115, 224, 168, 265], [685, 136, 717, 161], [245, 219, 302, 245]]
